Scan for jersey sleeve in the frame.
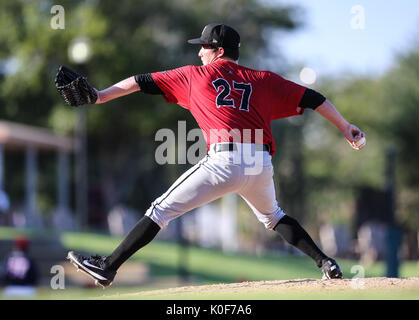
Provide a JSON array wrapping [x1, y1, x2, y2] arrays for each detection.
[[269, 72, 307, 120], [151, 66, 192, 109]]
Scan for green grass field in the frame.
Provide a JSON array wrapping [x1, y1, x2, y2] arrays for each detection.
[[0, 227, 418, 300], [59, 230, 418, 282]]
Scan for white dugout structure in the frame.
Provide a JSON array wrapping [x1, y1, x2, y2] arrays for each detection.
[[0, 120, 75, 229]]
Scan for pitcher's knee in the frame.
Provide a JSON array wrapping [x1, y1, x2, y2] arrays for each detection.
[[258, 207, 286, 230], [145, 202, 184, 230]]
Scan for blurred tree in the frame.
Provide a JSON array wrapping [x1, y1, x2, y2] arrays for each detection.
[[0, 0, 109, 218], [303, 75, 388, 228], [304, 40, 419, 237], [379, 41, 419, 234], [380, 42, 419, 187]]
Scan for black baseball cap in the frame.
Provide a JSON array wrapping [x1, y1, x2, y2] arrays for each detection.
[[188, 23, 240, 49]]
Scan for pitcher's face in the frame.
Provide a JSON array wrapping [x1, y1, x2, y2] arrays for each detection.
[[198, 45, 223, 65]]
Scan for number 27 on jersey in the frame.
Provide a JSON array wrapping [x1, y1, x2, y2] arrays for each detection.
[[212, 78, 252, 112]]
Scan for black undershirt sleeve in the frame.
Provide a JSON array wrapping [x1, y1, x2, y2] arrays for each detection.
[[298, 88, 326, 110], [134, 73, 164, 95]]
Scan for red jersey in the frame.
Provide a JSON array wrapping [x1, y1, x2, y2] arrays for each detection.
[[152, 60, 306, 155]]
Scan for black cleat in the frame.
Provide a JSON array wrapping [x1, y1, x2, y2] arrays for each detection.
[[321, 258, 343, 279], [67, 251, 116, 288]]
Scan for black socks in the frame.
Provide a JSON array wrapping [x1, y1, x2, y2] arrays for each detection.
[[274, 215, 328, 268], [103, 213, 327, 272], [105, 215, 161, 271]]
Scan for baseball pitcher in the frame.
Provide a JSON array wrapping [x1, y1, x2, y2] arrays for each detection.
[[59, 23, 366, 288]]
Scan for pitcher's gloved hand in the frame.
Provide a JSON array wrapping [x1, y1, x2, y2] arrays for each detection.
[[55, 65, 97, 106]]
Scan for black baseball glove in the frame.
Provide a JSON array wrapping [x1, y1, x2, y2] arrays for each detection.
[[55, 65, 98, 106]]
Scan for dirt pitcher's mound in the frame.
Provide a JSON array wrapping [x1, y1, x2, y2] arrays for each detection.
[[113, 277, 419, 299]]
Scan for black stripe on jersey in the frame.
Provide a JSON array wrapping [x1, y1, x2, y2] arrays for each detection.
[[151, 155, 210, 214]]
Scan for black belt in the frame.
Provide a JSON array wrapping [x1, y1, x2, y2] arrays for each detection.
[[212, 143, 270, 153]]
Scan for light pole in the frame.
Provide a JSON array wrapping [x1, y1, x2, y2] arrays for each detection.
[[68, 37, 91, 230]]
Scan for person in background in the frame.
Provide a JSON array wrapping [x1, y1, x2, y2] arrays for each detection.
[[1, 236, 39, 297]]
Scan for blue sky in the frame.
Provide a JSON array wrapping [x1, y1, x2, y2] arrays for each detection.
[[276, 0, 419, 78]]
